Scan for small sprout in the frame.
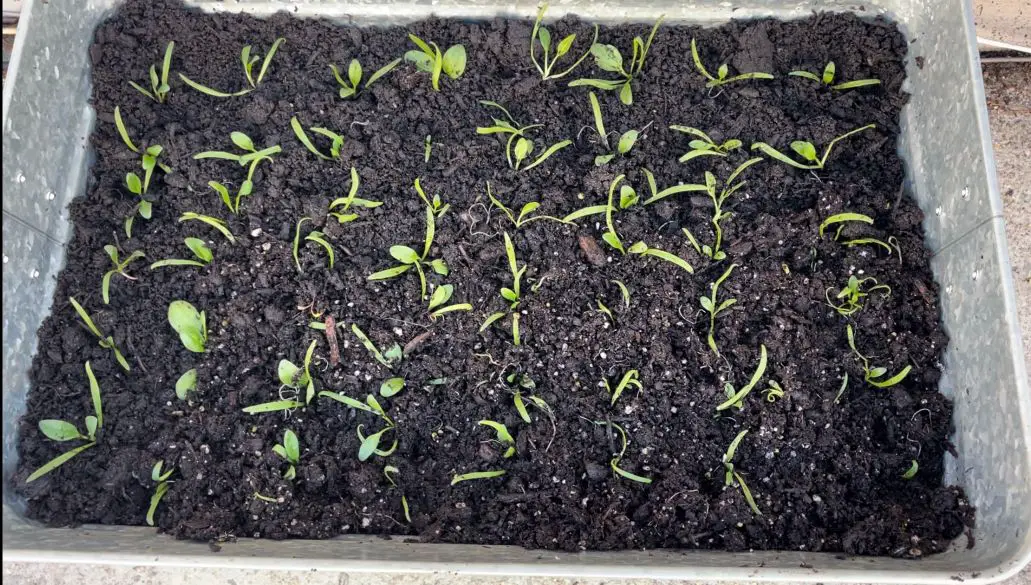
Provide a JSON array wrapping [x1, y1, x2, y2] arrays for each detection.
[[26, 362, 102, 483], [721, 429, 762, 515], [819, 212, 874, 239], [593, 421, 652, 484], [596, 299, 614, 323], [834, 373, 850, 404], [842, 235, 903, 262], [485, 182, 570, 228], [272, 429, 300, 480], [569, 16, 664, 105], [320, 392, 396, 461], [587, 92, 645, 165], [846, 324, 913, 388], [902, 459, 919, 479], [476, 101, 572, 171], [673, 158, 762, 261], [147, 460, 175, 526], [700, 264, 738, 356], [69, 297, 131, 371], [716, 345, 768, 411], [253, 492, 278, 503], [330, 57, 402, 99], [567, 174, 637, 252], [150, 237, 213, 269], [290, 116, 344, 161], [424, 135, 432, 163], [478, 420, 516, 458], [179, 212, 236, 243], [529, 3, 598, 80], [368, 206, 447, 300], [380, 377, 405, 398], [383, 465, 412, 523], [789, 62, 881, 91], [115, 108, 171, 238], [404, 34, 466, 91], [751, 124, 876, 170], [351, 324, 403, 369], [611, 280, 631, 308], [479, 232, 527, 345], [691, 38, 774, 89], [413, 178, 450, 217], [278, 339, 318, 404], [826, 275, 891, 316], [101, 245, 145, 305], [763, 380, 785, 402], [328, 167, 383, 224], [506, 371, 536, 390], [179, 38, 284, 97], [451, 470, 506, 485], [670, 125, 742, 163], [605, 370, 642, 407], [168, 300, 207, 353], [428, 284, 473, 320], [293, 217, 335, 273], [128, 41, 175, 103], [195, 133, 282, 214], [628, 241, 694, 274], [175, 369, 198, 401]]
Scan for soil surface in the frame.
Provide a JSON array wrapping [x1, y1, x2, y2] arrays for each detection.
[[15, 0, 974, 555]]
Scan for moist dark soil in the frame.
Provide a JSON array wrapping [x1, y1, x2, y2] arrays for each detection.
[[15, 0, 974, 555]]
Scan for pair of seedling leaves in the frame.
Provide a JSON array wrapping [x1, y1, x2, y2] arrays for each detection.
[[27, 361, 104, 483], [196, 132, 282, 214], [368, 205, 449, 300], [588, 92, 642, 166], [114, 107, 171, 239], [179, 38, 284, 98], [403, 34, 467, 91], [476, 101, 572, 172], [569, 16, 664, 105]]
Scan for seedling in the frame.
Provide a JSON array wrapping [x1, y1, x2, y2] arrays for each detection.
[[428, 284, 473, 320], [383, 465, 412, 522], [638, 167, 710, 206], [291, 116, 344, 161], [690, 38, 774, 89], [612, 280, 631, 307], [451, 470, 506, 485], [69, 297, 131, 371], [413, 178, 450, 217], [700, 263, 738, 356], [562, 174, 638, 252], [330, 57, 402, 99], [628, 241, 694, 274], [669, 125, 742, 162], [834, 373, 850, 404], [179, 38, 284, 97], [293, 217, 335, 273], [179, 212, 236, 243], [195, 132, 282, 214], [763, 380, 785, 402], [241, 399, 304, 414], [716, 345, 768, 411], [168, 300, 207, 353], [676, 158, 763, 261], [115, 107, 170, 237], [351, 324, 403, 369], [368, 206, 448, 300], [820, 212, 874, 238], [751, 124, 875, 170], [826, 275, 891, 316], [329, 167, 383, 224], [318, 392, 397, 461], [380, 377, 405, 398], [278, 339, 318, 404], [478, 420, 516, 458], [480, 232, 527, 345], [150, 238, 213, 269], [605, 370, 642, 407], [175, 369, 197, 401], [26, 362, 102, 483], [569, 16, 664, 105], [529, 3, 598, 80], [272, 429, 301, 480], [129, 41, 175, 103], [485, 182, 569, 228], [846, 324, 912, 388], [587, 92, 644, 166], [101, 245, 145, 305], [147, 460, 175, 526], [476, 101, 572, 171], [789, 62, 881, 91], [721, 429, 762, 515], [404, 34, 466, 91], [592, 421, 652, 484], [596, 299, 614, 323], [902, 459, 919, 479]]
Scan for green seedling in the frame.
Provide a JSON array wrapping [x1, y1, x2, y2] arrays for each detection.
[[318, 392, 397, 461], [569, 16, 664, 105], [691, 38, 774, 89], [368, 206, 448, 300], [834, 373, 850, 404], [328, 167, 383, 224], [413, 178, 450, 217], [291, 116, 344, 161], [115, 107, 170, 238], [751, 124, 875, 170], [637, 167, 710, 206], [178, 212, 236, 243], [383, 465, 412, 523], [596, 299, 614, 323], [351, 324, 403, 368], [278, 339, 318, 404], [587, 91, 644, 166], [477, 101, 572, 171], [129, 41, 175, 103], [404, 34, 466, 91], [451, 470, 506, 485], [763, 380, 785, 402], [506, 371, 536, 391], [846, 324, 913, 389], [701, 263, 738, 356], [478, 420, 516, 458], [789, 62, 881, 91], [716, 345, 768, 411], [293, 217, 335, 273], [902, 459, 919, 480], [424, 135, 432, 163], [480, 232, 527, 345], [69, 297, 131, 371], [612, 280, 631, 307], [428, 284, 473, 320], [101, 245, 145, 305], [26, 362, 102, 483], [485, 181, 569, 228], [168, 300, 207, 353], [529, 3, 598, 80], [593, 421, 652, 484], [721, 429, 762, 515], [628, 241, 695, 274], [675, 158, 763, 261], [819, 212, 901, 260], [272, 429, 301, 480], [195, 132, 282, 214], [241, 400, 304, 414], [561, 174, 638, 252], [605, 369, 642, 407], [179, 38, 284, 97], [380, 377, 405, 398], [175, 369, 197, 401], [147, 460, 175, 526], [826, 275, 891, 316], [330, 57, 402, 99], [150, 238, 213, 269], [669, 125, 742, 163]]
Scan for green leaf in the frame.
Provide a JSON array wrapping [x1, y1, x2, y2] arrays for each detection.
[[277, 359, 305, 388], [788, 70, 822, 82], [617, 130, 639, 154], [791, 141, 818, 162], [283, 429, 299, 463], [319, 391, 373, 412], [901, 459, 919, 479], [390, 245, 420, 264], [479, 312, 507, 333], [601, 231, 623, 253], [700, 296, 715, 313], [823, 61, 836, 85], [85, 416, 98, 440], [405, 50, 434, 73], [594, 154, 615, 166], [442, 45, 466, 79], [231, 132, 255, 152], [619, 185, 638, 209], [126, 173, 142, 195], [179, 212, 235, 243], [291, 117, 330, 160], [242, 400, 303, 414], [716, 345, 768, 411], [185, 238, 213, 263], [833, 78, 882, 91], [430, 258, 449, 275], [818, 212, 874, 238], [522, 140, 571, 172], [612, 462, 652, 484], [168, 300, 206, 353], [428, 284, 454, 310], [562, 204, 609, 222], [84, 361, 103, 427], [514, 392, 531, 423], [25, 442, 95, 483], [256, 38, 285, 86], [366, 58, 402, 88], [619, 81, 633, 105], [591, 44, 623, 73], [380, 377, 405, 398], [867, 365, 912, 388], [538, 27, 552, 52], [451, 470, 506, 485], [178, 74, 246, 98], [348, 59, 362, 88], [175, 368, 198, 400], [39, 420, 83, 442], [113, 106, 139, 153], [717, 63, 729, 80]]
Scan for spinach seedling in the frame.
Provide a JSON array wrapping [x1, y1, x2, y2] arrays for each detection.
[[175, 369, 198, 401], [383, 465, 412, 523], [569, 16, 664, 105], [293, 217, 335, 273], [278, 339, 318, 404], [638, 167, 710, 206], [477, 101, 572, 172], [451, 470, 506, 485], [428, 284, 473, 320], [846, 324, 912, 389], [179, 212, 236, 243], [826, 275, 891, 316], [351, 324, 403, 369], [605, 370, 642, 407], [318, 392, 398, 461], [612, 279, 631, 307], [593, 421, 652, 484], [329, 167, 383, 224], [479, 420, 516, 458], [150, 238, 213, 269], [789, 62, 881, 91], [179, 38, 284, 97], [101, 245, 145, 305], [272, 429, 301, 480], [691, 38, 774, 89], [676, 158, 763, 261], [763, 380, 785, 402], [404, 34, 466, 91], [368, 206, 448, 300], [480, 232, 527, 345], [330, 57, 402, 99], [902, 459, 919, 480], [628, 241, 695, 274], [291, 116, 344, 161], [241, 399, 304, 414], [129, 41, 175, 103], [168, 300, 207, 353], [147, 460, 175, 526], [486, 181, 569, 228], [751, 124, 875, 170], [819, 212, 900, 260], [413, 178, 450, 217], [721, 429, 762, 515], [669, 125, 742, 163], [587, 91, 644, 166], [195, 132, 282, 214], [69, 297, 131, 371], [716, 345, 768, 411], [26, 362, 102, 483], [529, 3, 598, 80], [114, 107, 170, 238], [700, 263, 738, 356]]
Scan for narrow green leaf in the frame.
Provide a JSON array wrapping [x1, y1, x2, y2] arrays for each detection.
[[451, 470, 506, 485], [26, 442, 95, 483], [242, 400, 303, 414]]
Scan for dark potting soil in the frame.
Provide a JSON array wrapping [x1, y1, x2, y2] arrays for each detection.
[[15, 0, 974, 555]]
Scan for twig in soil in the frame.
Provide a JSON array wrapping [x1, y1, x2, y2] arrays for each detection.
[[350, 120, 369, 130], [324, 315, 340, 366], [402, 330, 434, 357]]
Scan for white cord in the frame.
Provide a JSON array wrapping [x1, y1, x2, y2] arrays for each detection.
[[977, 36, 1031, 54]]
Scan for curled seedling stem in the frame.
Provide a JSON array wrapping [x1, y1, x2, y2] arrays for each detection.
[[846, 324, 913, 389]]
